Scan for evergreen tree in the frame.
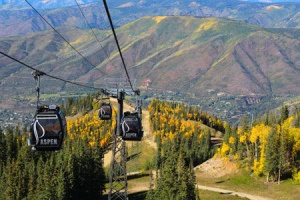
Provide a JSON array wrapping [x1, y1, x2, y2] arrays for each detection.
[[155, 140, 178, 199], [264, 111, 270, 126], [5, 126, 17, 159], [36, 157, 46, 200], [293, 108, 300, 128], [26, 158, 37, 200], [0, 126, 6, 175], [265, 126, 279, 182], [277, 126, 288, 184], [281, 105, 289, 123], [155, 135, 162, 172], [231, 126, 239, 155], [2, 159, 18, 200], [177, 152, 189, 200], [223, 123, 231, 144]]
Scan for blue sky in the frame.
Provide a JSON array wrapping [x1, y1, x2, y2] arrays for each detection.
[[247, 0, 300, 2]]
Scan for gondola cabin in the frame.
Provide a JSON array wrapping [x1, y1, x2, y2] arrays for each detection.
[[121, 111, 143, 141], [29, 105, 66, 151], [99, 102, 112, 120]]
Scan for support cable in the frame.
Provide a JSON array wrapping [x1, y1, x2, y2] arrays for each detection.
[[74, 0, 117, 72], [32, 70, 44, 108], [0, 50, 106, 92], [25, 0, 109, 76], [102, 0, 134, 92]]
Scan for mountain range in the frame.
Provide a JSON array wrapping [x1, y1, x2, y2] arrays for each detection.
[[1, 0, 300, 38], [1, 0, 300, 8], [1, 16, 300, 96], [1, 0, 300, 123]]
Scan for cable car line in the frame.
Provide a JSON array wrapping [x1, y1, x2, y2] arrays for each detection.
[[25, 0, 109, 77], [102, 0, 135, 93], [25, 0, 139, 95], [74, 0, 118, 73], [0, 50, 104, 91]]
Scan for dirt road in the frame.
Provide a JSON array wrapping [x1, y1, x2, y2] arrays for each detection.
[[197, 185, 273, 200], [103, 99, 156, 167]]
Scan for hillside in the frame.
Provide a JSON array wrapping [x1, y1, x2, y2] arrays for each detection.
[[1, 17, 300, 94], [2, 16, 300, 125], [1, 0, 300, 37]]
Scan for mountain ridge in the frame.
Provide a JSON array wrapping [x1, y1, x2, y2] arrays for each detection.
[[1, 0, 300, 37], [1, 16, 300, 96], [1, 16, 300, 123]]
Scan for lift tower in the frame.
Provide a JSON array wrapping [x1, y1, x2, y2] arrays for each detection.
[[106, 78, 140, 200]]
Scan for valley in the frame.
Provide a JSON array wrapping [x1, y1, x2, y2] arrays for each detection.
[[1, 1, 300, 199], [1, 14, 300, 126]]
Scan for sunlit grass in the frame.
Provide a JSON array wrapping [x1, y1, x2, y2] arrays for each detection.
[[195, 168, 300, 200]]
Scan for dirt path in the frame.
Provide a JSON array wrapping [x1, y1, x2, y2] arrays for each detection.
[[141, 109, 156, 149], [197, 185, 273, 200], [103, 100, 155, 167], [103, 98, 133, 167]]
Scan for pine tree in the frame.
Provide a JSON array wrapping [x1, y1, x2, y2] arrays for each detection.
[[223, 123, 231, 144], [0, 126, 6, 175], [5, 126, 17, 159], [280, 105, 289, 124], [36, 157, 46, 200], [177, 152, 189, 200], [26, 158, 37, 200], [265, 126, 279, 182], [277, 126, 288, 184], [155, 140, 178, 199], [2, 159, 18, 200]]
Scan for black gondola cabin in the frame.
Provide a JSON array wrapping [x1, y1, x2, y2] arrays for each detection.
[[120, 111, 143, 141], [29, 105, 66, 151], [99, 102, 112, 120]]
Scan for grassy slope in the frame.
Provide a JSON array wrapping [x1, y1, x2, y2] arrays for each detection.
[[195, 167, 300, 200]]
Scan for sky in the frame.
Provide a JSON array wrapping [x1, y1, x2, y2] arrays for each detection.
[[249, 0, 300, 2]]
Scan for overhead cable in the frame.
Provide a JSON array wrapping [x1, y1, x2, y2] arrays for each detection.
[[25, 0, 109, 77], [102, 0, 135, 92], [74, 0, 117, 72], [0, 50, 105, 91]]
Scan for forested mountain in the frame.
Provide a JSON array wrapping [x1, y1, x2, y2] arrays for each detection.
[[1, 16, 300, 124]]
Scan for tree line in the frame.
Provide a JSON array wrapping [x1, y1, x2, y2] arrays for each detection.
[[217, 105, 300, 184], [59, 93, 101, 116]]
